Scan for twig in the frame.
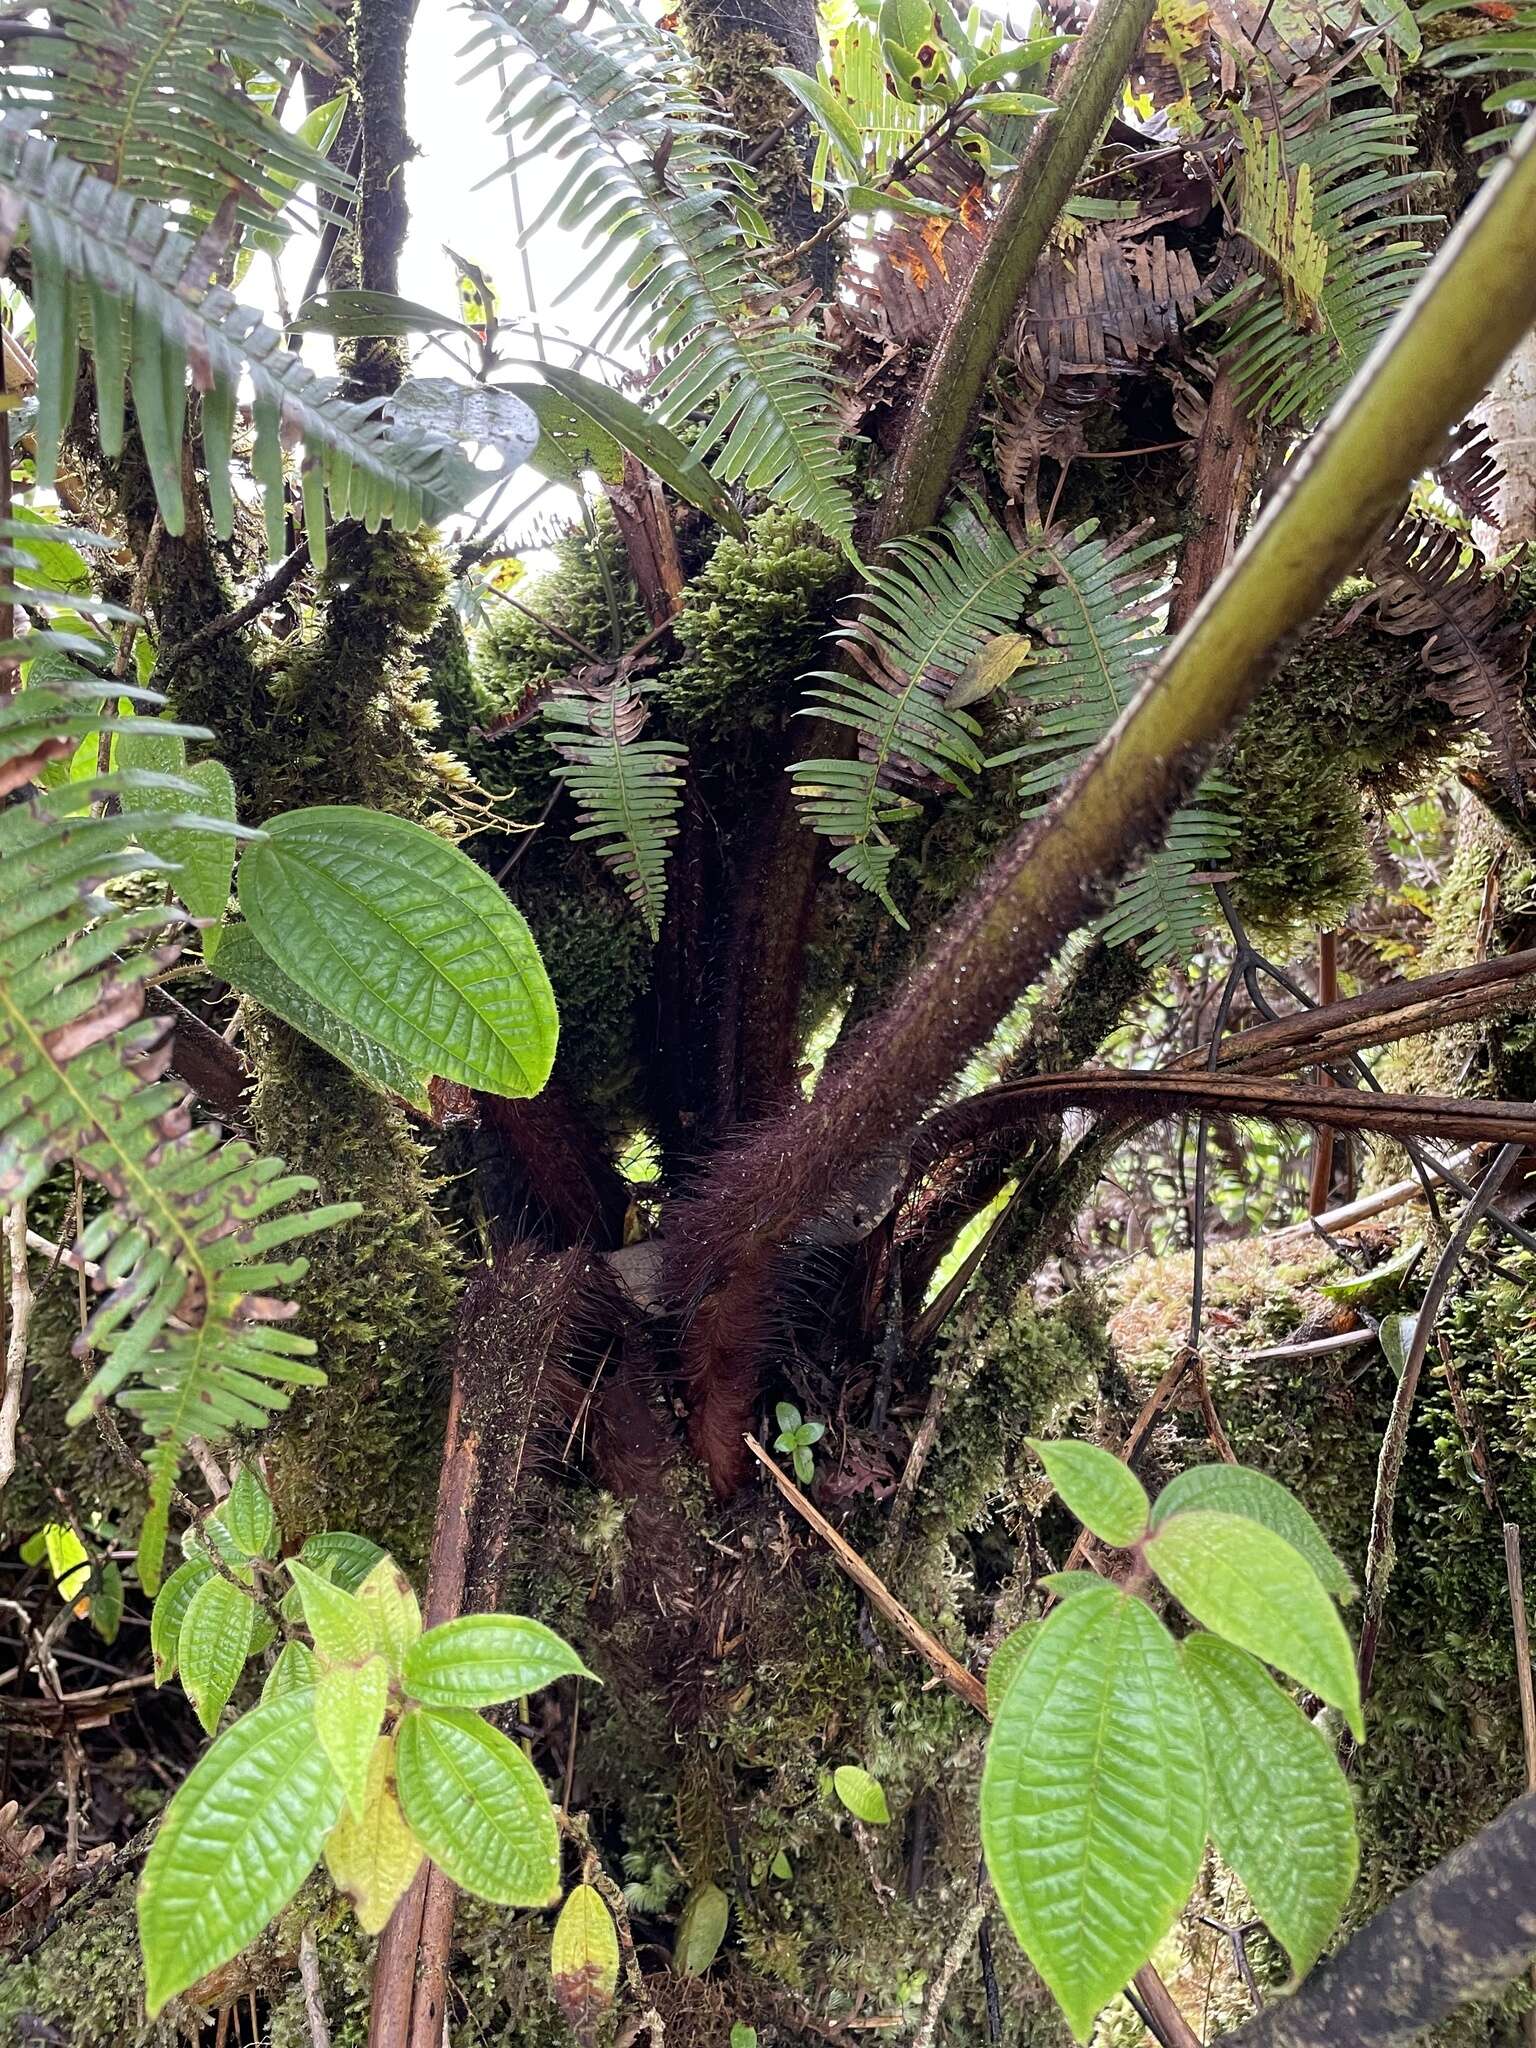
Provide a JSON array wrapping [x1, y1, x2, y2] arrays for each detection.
[[155, 542, 311, 673], [913, 1898, 988, 2048], [300, 1926, 333, 2048], [1, 1202, 30, 1486], [1233, 1328, 1376, 1365], [1265, 1156, 1473, 1243], [1355, 1144, 1524, 1716], [1437, 1335, 1500, 1514]]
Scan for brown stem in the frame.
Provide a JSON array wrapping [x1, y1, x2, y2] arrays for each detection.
[[1308, 931, 1339, 1214]]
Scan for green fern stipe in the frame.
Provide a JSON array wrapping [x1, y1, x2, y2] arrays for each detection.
[[792, 495, 1028, 917], [0, 123, 489, 551], [543, 679, 685, 940], [0, 675, 355, 1593], [463, 0, 856, 553]]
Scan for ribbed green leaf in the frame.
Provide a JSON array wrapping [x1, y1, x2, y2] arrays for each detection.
[[1183, 1634, 1358, 1977], [114, 727, 238, 960], [324, 1732, 424, 1935], [150, 1556, 211, 1685], [1145, 1511, 1363, 1739], [212, 1465, 279, 1563], [285, 1559, 375, 1666], [236, 806, 558, 1100], [1152, 1465, 1354, 1599], [298, 1530, 388, 1592], [394, 1705, 561, 1907], [315, 1655, 389, 1819], [1028, 1437, 1149, 1548], [357, 1558, 422, 1678], [215, 923, 431, 1112], [402, 1614, 591, 1709], [984, 1621, 1041, 1714], [261, 1641, 318, 1703], [981, 1582, 1207, 2041], [832, 1765, 890, 1824], [178, 1571, 257, 1733], [138, 1692, 342, 2016]]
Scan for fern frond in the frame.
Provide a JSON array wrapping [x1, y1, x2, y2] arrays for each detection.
[[21, 0, 351, 226], [791, 494, 1030, 918], [1096, 784, 1236, 964], [461, 0, 856, 554], [0, 678, 354, 1587], [1363, 518, 1536, 803], [1207, 84, 1429, 425], [993, 518, 1172, 800], [0, 122, 479, 558], [1422, 0, 1536, 159], [543, 676, 686, 940]]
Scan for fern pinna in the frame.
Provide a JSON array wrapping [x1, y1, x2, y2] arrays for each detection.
[[461, 0, 856, 556], [543, 671, 686, 941], [792, 495, 1025, 918], [0, 121, 482, 562], [0, 548, 352, 1588]]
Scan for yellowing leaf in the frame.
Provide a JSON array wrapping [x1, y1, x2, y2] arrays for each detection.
[[357, 1558, 422, 1677], [832, 1764, 891, 1825], [551, 1884, 620, 2045], [324, 1732, 424, 1934], [944, 631, 1034, 708], [315, 1656, 390, 1819]]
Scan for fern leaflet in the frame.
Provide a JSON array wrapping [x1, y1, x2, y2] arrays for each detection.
[[792, 495, 1030, 919], [543, 675, 686, 940], [0, 122, 482, 560], [461, 0, 856, 555]]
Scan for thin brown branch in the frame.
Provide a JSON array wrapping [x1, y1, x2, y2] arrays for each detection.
[[155, 543, 311, 673], [0, 1203, 30, 1487]]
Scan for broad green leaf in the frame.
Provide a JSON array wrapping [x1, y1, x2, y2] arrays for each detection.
[[324, 1732, 424, 1934], [215, 1466, 278, 1562], [673, 1882, 729, 1974], [179, 1572, 258, 1733], [506, 380, 624, 486], [138, 1691, 343, 2016], [290, 290, 476, 340], [315, 1655, 390, 1819], [299, 1530, 389, 1592], [1144, 1511, 1363, 1739], [151, 1557, 212, 1685], [976, 89, 1055, 112], [1151, 1465, 1354, 1599], [731, 2029, 759, 2048], [358, 1558, 422, 1677], [402, 1614, 592, 1708], [965, 33, 1072, 84], [216, 924, 432, 1112], [261, 1640, 318, 1703], [551, 1883, 620, 2045], [116, 723, 239, 957], [1183, 1634, 1358, 1977], [285, 1559, 375, 1666], [832, 1764, 890, 1825], [944, 632, 1035, 709], [984, 1620, 1041, 1714], [1038, 1570, 1106, 1598], [90, 1559, 124, 1645], [536, 364, 749, 537], [1027, 1438, 1150, 1548], [237, 806, 558, 1100], [394, 1705, 560, 1907], [769, 67, 865, 179], [980, 1582, 1207, 2041]]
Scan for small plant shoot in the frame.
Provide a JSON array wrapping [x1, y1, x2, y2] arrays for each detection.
[[982, 1442, 1361, 2037]]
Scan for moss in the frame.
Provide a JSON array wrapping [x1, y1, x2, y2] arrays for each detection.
[[243, 1015, 460, 1568], [1221, 612, 1452, 941], [664, 509, 843, 752], [0, 1869, 166, 2047]]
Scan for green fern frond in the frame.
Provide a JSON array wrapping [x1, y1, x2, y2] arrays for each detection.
[[543, 677, 686, 940], [0, 671, 354, 1589], [23, 0, 350, 225], [995, 520, 1226, 961], [1422, 0, 1536, 159], [791, 494, 1031, 919], [0, 122, 481, 559], [461, 0, 857, 554], [993, 518, 1172, 800], [1206, 84, 1429, 425], [1096, 784, 1236, 964]]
